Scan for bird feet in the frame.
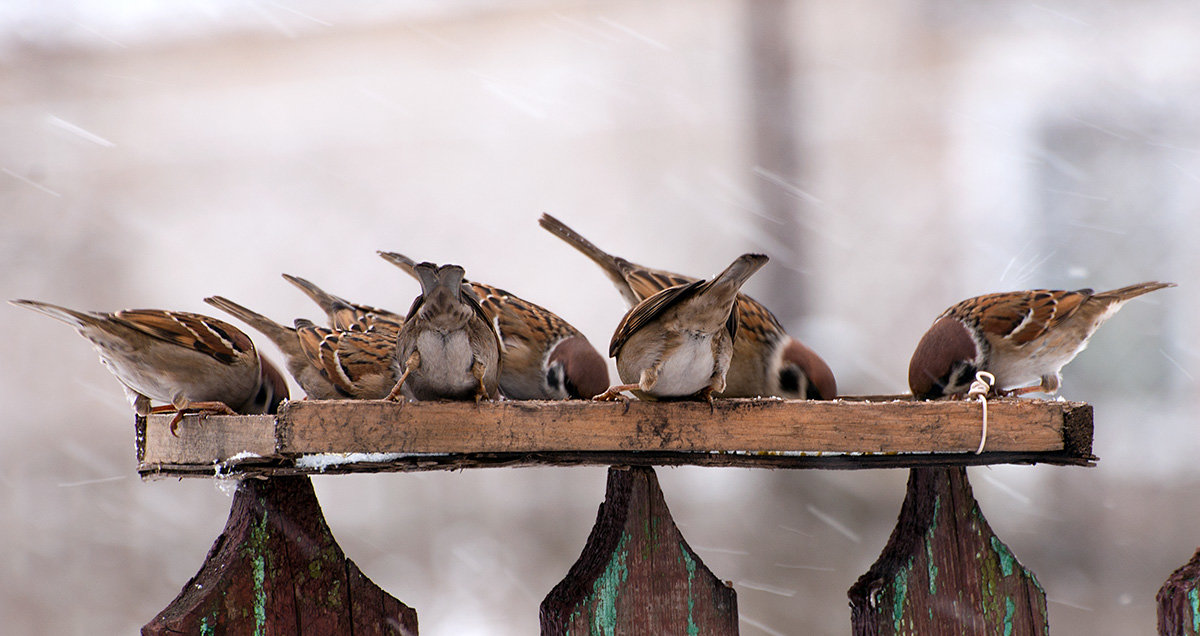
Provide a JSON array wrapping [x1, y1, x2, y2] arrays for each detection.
[[153, 401, 239, 436], [593, 384, 638, 403]]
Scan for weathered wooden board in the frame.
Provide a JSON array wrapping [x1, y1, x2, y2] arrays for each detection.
[[1157, 547, 1200, 635], [138, 397, 1095, 477], [540, 466, 738, 635], [848, 467, 1048, 635], [142, 476, 418, 635]]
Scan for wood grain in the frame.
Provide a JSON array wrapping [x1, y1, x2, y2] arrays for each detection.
[[138, 398, 1095, 477], [142, 476, 417, 635], [848, 468, 1048, 635], [540, 466, 738, 635]]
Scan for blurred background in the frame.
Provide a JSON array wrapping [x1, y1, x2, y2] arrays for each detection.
[[2, 0, 1198, 633]]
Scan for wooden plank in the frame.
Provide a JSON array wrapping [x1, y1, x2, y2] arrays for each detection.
[[276, 398, 1085, 453], [141, 413, 277, 467], [848, 467, 1048, 635], [139, 449, 1094, 479], [142, 476, 418, 635], [540, 466, 738, 635], [138, 398, 1095, 477], [1157, 548, 1200, 635]]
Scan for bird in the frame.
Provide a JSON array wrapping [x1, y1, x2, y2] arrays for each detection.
[[387, 262, 502, 402], [10, 299, 288, 431], [907, 281, 1176, 399], [378, 250, 609, 400], [594, 253, 769, 402], [204, 296, 398, 400], [539, 213, 836, 400], [280, 273, 404, 336]]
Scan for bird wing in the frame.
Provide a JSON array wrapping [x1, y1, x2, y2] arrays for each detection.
[[113, 309, 253, 364], [608, 280, 704, 357], [953, 289, 1093, 346]]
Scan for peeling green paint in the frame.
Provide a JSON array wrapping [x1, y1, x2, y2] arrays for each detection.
[[200, 614, 214, 636], [327, 578, 344, 609], [252, 555, 266, 635], [1189, 587, 1200, 633], [1003, 596, 1016, 636], [680, 546, 699, 636], [574, 530, 629, 636], [990, 537, 1015, 577], [243, 510, 271, 636], [925, 495, 941, 595], [891, 561, 911, 632]]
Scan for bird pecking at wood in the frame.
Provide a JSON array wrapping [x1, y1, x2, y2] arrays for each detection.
[[11, 299, 288, 432], [539, 213, 836, 400], [594, 252, 769, 403], [908, 281, 1176, 400]]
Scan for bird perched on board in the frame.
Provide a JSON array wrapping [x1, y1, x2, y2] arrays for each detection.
[[539, 213, 836, 400], [10, 299, 288, 431], [907, 281, 1175, 400], [387, 262, 502, 402], [379, 250, 609, 400], [281, 273, 404, 336], [594, 253, 769, 402], [204, 295, 399, 400]]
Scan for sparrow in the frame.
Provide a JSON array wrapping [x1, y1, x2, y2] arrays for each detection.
[[11, 299, 288, 430], [908, 281, 1176, 399], [387, 262, 502, 402], [204, 296, 398, 400], [378, 251, 609, 400], [595, 253, 769, 402], [539, 213, 836, 400], [281, 273, 404, 336]]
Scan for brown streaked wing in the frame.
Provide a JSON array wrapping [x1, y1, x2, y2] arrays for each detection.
[[471, 282, 580, 342], [114, 309, 252, 364], [950, 289, 1094, 345], [331, 331, 397, 385], [293, 322, 351, 393], [732, 296, 783, 343], [608, 281, 703, 357], [461, 286, 503, 351]]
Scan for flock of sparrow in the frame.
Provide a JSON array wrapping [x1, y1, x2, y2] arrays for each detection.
[[11, 213, 1175, 431]]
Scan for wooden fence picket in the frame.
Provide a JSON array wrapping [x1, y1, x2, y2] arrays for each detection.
[[1158, 548, 1200, 635], [540, 465, 739, 635], [848, 467, 1048, 636], [142, 475, 417, 635]]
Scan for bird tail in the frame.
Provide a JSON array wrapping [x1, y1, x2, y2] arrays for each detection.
[[9, 299, 99, 329], [1095, 281, 1176, 302], [377, 251, 419, 279], [538, 213, 642, 305], [280, 274, 354, 316], [705, 253, 770, 295], [203, 296, 297, 351]]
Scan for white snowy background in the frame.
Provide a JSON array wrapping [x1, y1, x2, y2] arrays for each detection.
[[2, 0, 1198, 633]]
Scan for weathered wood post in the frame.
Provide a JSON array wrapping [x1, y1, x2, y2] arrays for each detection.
[[540, 465, 739, 635], [1158, 548, 1200, 635], [848, 467, 1048, 635], [143, 475, 417, 635]]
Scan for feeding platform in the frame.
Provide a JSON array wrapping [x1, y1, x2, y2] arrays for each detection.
[[134, 397, 1173, 636], [137, 396, 1095, 478]]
